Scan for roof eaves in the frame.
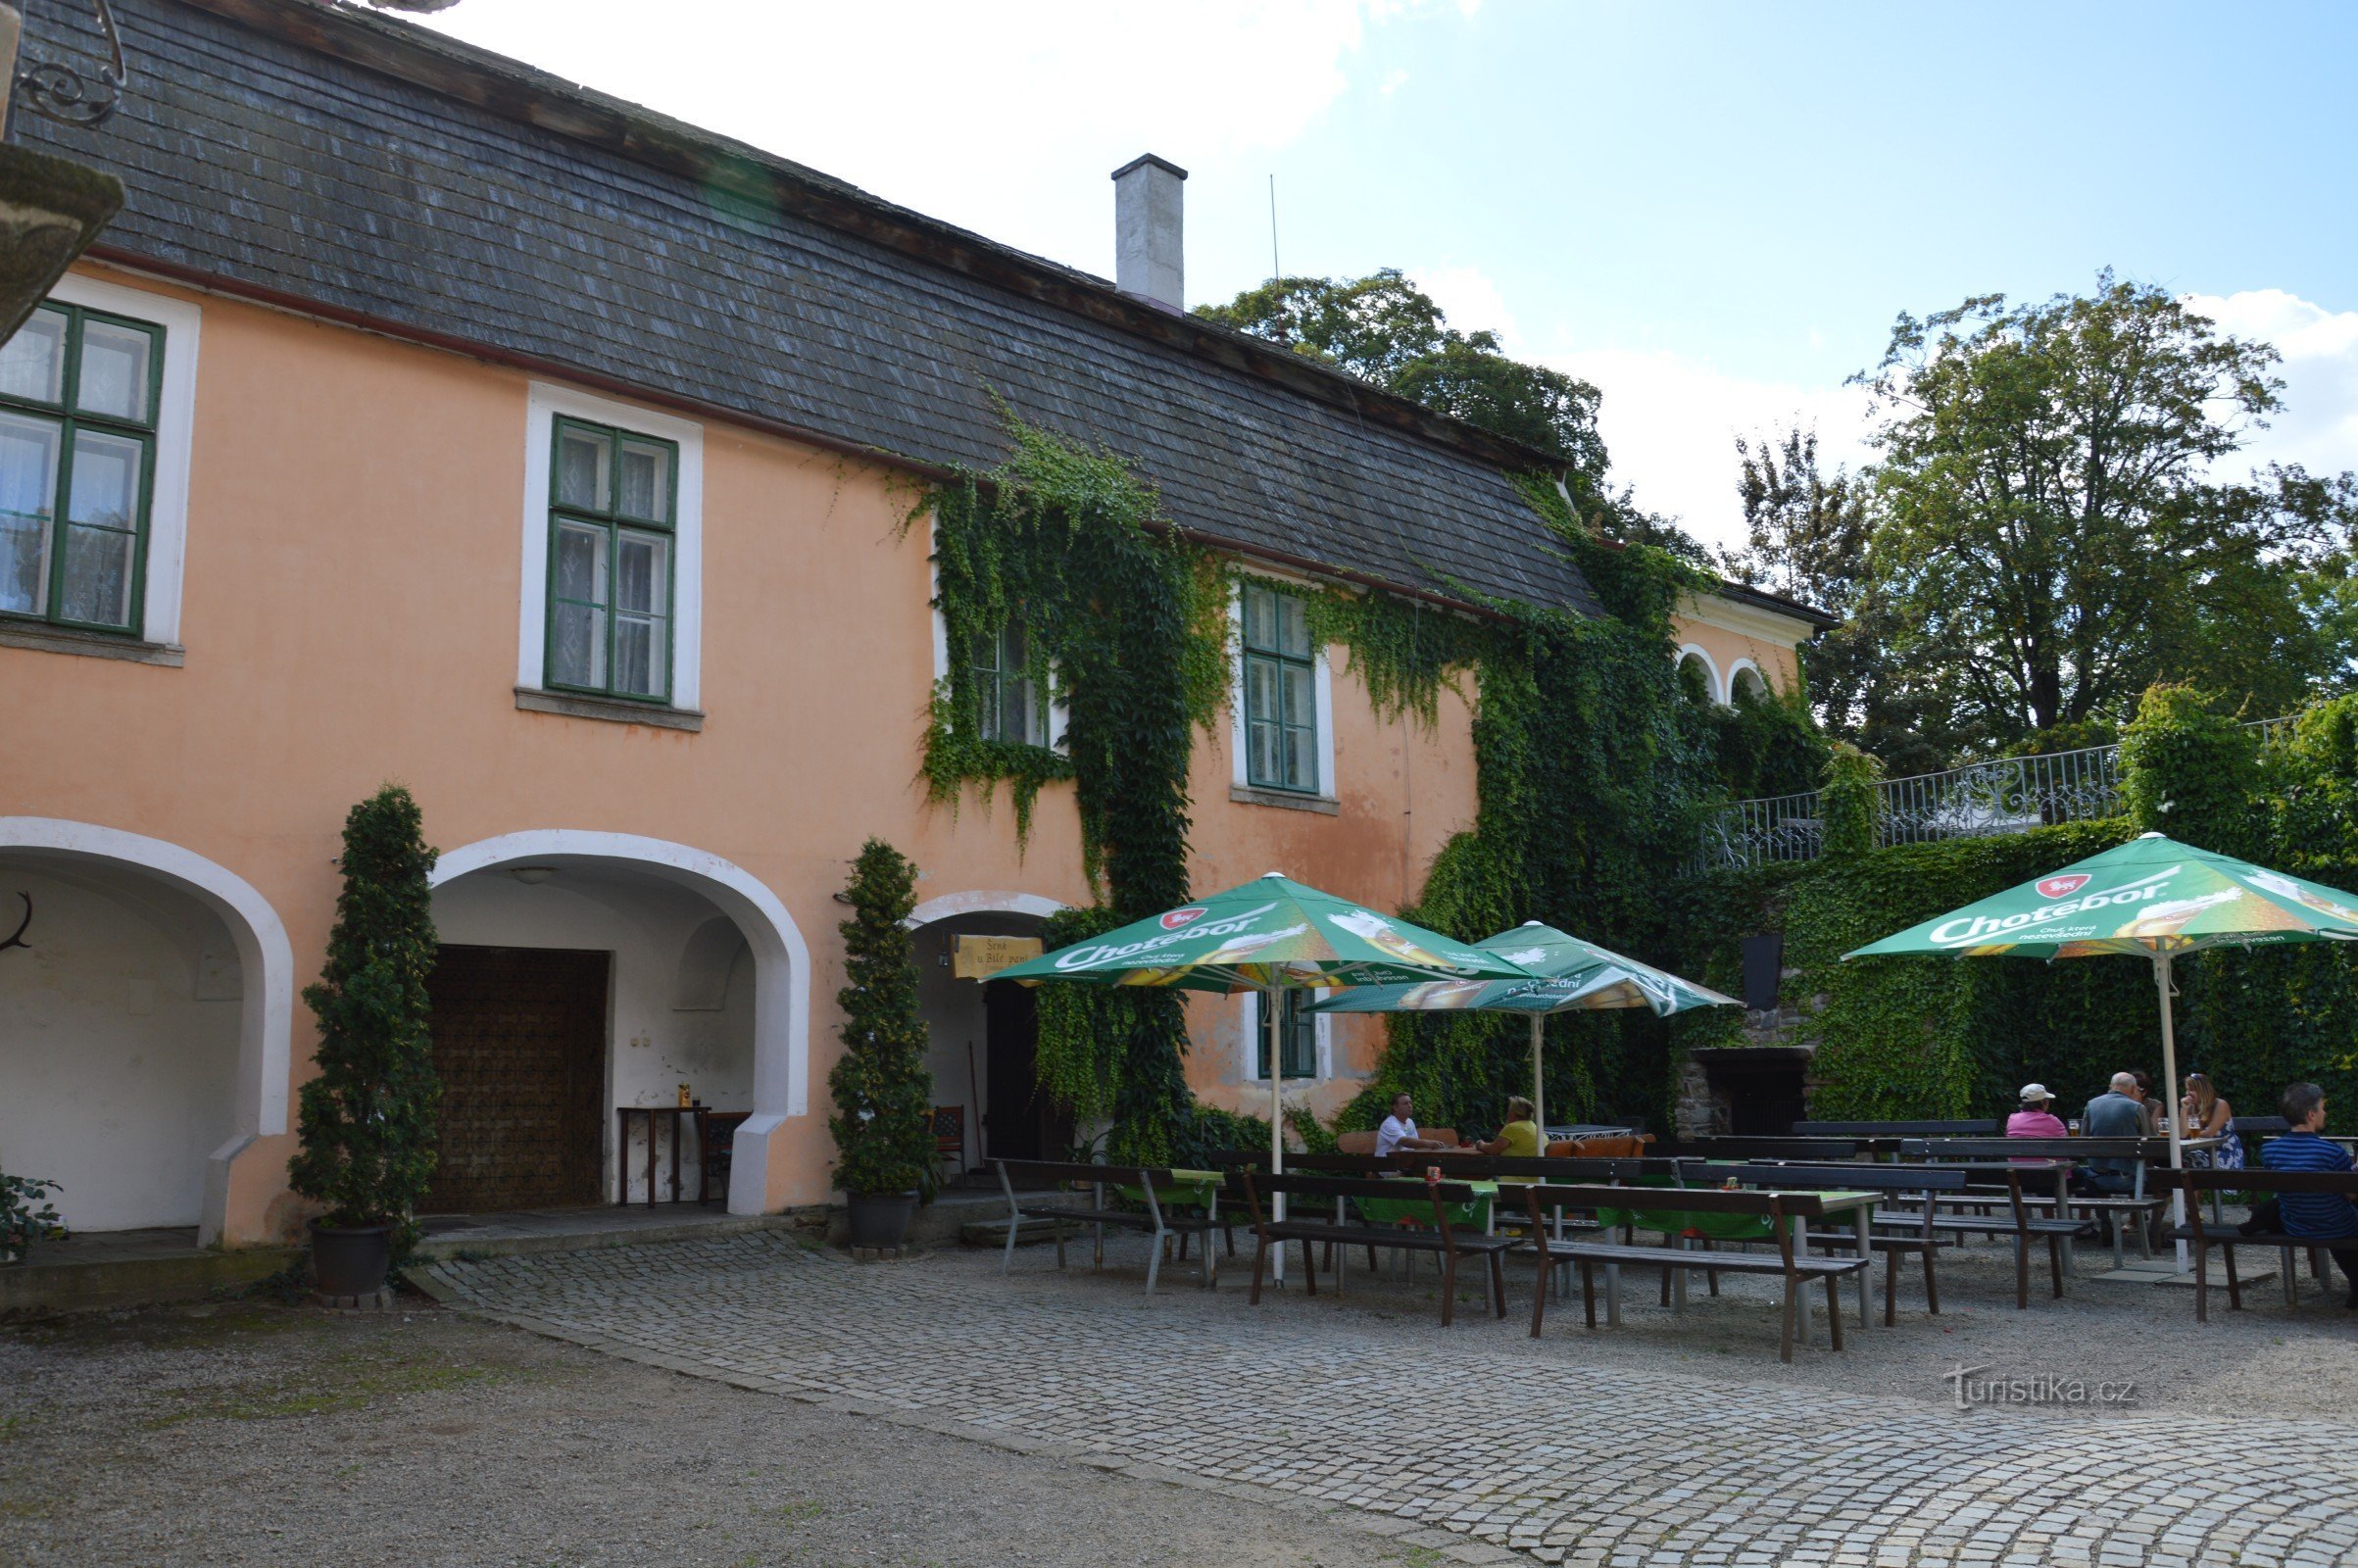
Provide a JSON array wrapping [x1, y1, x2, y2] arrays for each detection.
[[1710, 578, 1840, 630]]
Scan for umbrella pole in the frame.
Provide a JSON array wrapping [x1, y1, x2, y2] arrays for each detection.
[[1531, 1014, 1546, 1149], [1268, 983, 1286, 1285], [2155, 950, 2187, 1273]]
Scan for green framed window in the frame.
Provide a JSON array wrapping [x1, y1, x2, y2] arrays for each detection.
[[969, 620, 1048, 746], [1242, 580, 1318, 792], [1255, 991, 1319, 1081], [546, 416, 678, 702], [0, 302, 164, 635]]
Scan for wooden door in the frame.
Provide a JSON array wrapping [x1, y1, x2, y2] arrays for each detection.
[[983, 979, 1070, 1164], [424, 945, 609, 1212]]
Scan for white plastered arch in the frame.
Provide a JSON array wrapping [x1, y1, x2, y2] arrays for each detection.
[[1727, 658, 1770, 704], [1675, 643, 1723, 705], [0, 817, 294, 1247], [905, 891, 1068, 930], [429, 830, 811, 1215]]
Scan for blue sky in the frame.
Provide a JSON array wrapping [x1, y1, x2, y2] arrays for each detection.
[[419, 1, 2358, 551]]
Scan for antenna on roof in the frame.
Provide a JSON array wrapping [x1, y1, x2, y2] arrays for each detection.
[[1267, 174, 1281, 283]]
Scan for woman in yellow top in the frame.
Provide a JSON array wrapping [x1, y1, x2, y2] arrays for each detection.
[[1462, 1097, 1547, 1177]]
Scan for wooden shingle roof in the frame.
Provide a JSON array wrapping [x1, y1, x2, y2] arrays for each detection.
[[21, 0, 1602, 617]]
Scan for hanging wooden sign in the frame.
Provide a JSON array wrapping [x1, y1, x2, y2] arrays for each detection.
[[952, 934, 1044, 980]]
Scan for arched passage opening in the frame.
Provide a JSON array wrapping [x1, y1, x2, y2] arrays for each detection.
[[427, 832, 809, 1216], [905, 892, 1067, 1182], [1675, 645, 1722, 707], [1728, 660, 1771, 706], [0, 818, 292, 1247]]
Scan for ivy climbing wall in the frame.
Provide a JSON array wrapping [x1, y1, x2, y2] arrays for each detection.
[[914, 418, 1831, 1151]]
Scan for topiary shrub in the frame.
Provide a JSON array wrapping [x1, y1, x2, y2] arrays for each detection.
[[827, 840, 938, 1200], [2120, 682, 2260, 853], [1819, 743, 1884, 859], [287, 785, 441, 1248]]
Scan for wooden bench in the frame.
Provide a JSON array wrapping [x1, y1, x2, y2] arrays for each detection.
[[1333, 1127, 1459, 1155], [1657, 1136, 1867, 1162], [1906, 1136, 2181, 1267], [1892, 1143, 2092, 1306], [1690, 1160, 1973, 1325], [1792, 1118, 2001, 1137], [992, 1159, 1235, 1293], [1516, 1183, 1869, 1362], [2174, 1167, 2358, 1321], [1237, 1171, 1514, 1327]]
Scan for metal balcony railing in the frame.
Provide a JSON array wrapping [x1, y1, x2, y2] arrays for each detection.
[[1692, 716, 2293, 872]]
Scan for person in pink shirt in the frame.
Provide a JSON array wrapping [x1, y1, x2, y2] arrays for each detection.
[[2006, 1084, 2069, 1139]]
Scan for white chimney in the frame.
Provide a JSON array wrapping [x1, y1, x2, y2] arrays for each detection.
[[1111, 154, 1187, 312]]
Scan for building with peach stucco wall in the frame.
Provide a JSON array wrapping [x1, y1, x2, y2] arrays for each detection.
[[0, 0, 1819, 1249]]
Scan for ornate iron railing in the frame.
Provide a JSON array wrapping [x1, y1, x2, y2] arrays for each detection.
[[1693, 717, 2293, 872], [1691, 790, 1824, 870], [1879, 743, 2122, 848]]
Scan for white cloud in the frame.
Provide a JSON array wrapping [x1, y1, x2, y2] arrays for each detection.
[[1404, 263, 1871, 555], [1419, 264, 1519, 342], [1552, 289, 2358, 557], [418, 1, 1452, 267], [2183, 289, 2358, 483], [1548, 347, 1875, 556]]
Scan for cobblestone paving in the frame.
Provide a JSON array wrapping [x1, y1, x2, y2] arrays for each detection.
[[418, 1235, 2358, 1566]]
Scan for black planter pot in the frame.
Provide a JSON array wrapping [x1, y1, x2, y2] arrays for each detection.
[[844, 1190, 918, 1250], [311, 1221, 393, 1297]]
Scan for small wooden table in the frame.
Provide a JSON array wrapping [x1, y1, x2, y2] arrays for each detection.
[[617, 1103, 705, 1206]]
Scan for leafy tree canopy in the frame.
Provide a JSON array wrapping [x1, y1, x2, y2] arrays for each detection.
[[1730, 272, 2358, 768], [1196, 268, 1607, 479], [1199, 269, 1720, 572]]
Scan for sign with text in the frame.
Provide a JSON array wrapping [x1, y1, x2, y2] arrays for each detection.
[[952, 934, 1044, 981]]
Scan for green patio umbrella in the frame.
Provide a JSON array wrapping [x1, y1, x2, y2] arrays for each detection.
[[995, 873, 1536, 1277], [1309, 922, 1739, 1140], [1845, 831, 2358, 1260]]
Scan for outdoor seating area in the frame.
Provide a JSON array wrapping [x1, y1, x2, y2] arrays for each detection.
[[984, 1093, 2356, 1364]]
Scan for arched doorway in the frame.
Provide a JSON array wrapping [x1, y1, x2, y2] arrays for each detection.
[[0, 818, 292, 1247], [905, 892, 1067, 1180], [427, 832, 809, 1216]]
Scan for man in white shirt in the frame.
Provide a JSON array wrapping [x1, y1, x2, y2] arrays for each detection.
[[1375, 1092, 1454, 1157]]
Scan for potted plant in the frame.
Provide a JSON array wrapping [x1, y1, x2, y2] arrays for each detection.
[[287, 784, 441, 1297], [828, 839, 937, 1249]]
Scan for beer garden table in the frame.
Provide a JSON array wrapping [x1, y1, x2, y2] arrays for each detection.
[[1580, 1182, 1879, 1333]]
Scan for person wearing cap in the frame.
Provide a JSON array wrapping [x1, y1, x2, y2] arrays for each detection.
[[2006, 1084, 2069, 1140]]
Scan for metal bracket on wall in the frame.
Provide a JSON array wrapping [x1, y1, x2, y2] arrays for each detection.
[[2, 0, 126, 128]]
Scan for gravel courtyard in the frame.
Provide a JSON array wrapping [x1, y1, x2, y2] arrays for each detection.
[[6, 1224, 2356, 1566]]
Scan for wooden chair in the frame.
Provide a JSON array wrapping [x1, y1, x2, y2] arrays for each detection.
[[931, 1103, 966, 1179], [694, 1108, 752, 1206]]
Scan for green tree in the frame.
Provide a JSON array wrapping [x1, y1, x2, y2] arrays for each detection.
[[1196, 269, 1606, 476], [1724, 425, 1954, 773], [1858, 271, 2346, 751], [287, 785, 441, 1244], [827, 840, 937, 1198], [1200, 269, 1726, 576]]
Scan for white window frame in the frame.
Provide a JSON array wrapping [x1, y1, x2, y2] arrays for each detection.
[[1727, 658, 1770, 705], [926, 513, 1068, 747], [518, 383, 704, 710], [1241, 988, 1332, 1082], [32, 272, 202, 648], [1228, 576, 1336, 799]]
